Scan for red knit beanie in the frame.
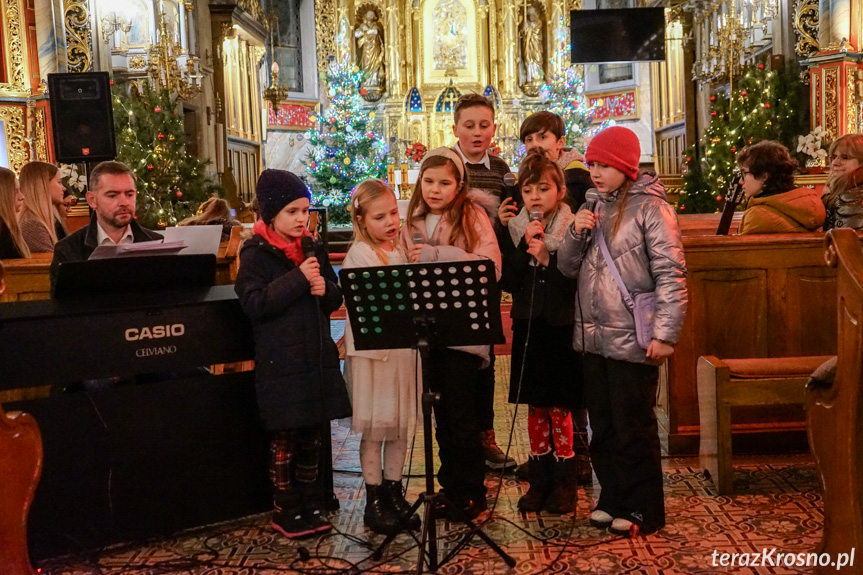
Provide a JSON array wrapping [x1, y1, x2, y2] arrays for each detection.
[[585, 126, 641, 181]]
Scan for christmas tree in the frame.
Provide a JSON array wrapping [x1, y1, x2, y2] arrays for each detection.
[[510, 66, 597, 167], [112, 81, 220, 229], [536, 65, 596, 151], [677, 63, 807, 213], [303, 56, 388, 225]]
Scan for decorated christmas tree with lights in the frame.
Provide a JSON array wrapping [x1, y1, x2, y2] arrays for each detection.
[[303, 56, 387, 225], [112, 81, 219, 229], [677, 62, 806, 213], [535, 65, 596, 150]]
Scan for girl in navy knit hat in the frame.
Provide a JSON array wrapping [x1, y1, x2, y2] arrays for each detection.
[[558, 126, 688, 536], [235, 169, 351, 539]]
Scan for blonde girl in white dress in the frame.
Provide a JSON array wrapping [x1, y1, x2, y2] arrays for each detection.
[[343, 179, 421, 535]]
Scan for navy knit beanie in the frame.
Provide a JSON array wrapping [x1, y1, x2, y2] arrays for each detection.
[[255, 169, 312, 224]]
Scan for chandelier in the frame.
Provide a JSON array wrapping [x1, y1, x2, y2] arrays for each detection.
[[263, 11, 288, 111], [684, 0, 779, 85], [147, 1, 202, 100]]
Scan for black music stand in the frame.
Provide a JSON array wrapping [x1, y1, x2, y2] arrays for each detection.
[[339, 260, 515, 574]]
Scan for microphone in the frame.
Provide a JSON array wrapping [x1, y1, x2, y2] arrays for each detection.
[[578, 190, 600, 241], [529, 209, 542, 222], [502, 172, 520, 208], [411, 231, 424, 245], [301, 236, 316, 260]]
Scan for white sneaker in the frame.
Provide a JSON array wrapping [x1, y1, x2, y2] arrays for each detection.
[[609, 517, 634, 535], [589, 509, 613, 528]]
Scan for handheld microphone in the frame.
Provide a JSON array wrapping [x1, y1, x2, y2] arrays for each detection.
[[578, 190, 600, 241], [502, 172, 521, 208], [301, 236, 316, 260], [411, 232, 424, 245]]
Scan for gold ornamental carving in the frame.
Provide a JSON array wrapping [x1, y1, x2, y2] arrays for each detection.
[[354, 5, 385, 101], [316, 0, 337, 73], [848, 67, 857, 136], [129, 55, 147, 69], [825, 66, 838, 139], [34, 107, 47, 162], [519, 1, 545, 97], [0, 0, 27, 95], [794, 0, 819, 59], [237, 0, 266, 25], [0, 105, 29, 174], [64, 0, 93, 72]]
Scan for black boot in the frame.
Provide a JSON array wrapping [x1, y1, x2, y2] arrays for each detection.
[[517, 452, 554, 512], [382, 478, 421, 531], [272, 491, 317, 539], [364, 483, 400, 535], [299, 481, 332, 534], [574, 429, 593, 486], [544, 456, 579, 514]]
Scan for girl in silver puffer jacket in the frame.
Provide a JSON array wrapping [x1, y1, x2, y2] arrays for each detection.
[[558, 126, 687, 537]]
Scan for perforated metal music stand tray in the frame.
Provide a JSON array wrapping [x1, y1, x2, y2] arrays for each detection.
[[339, 259, 514, 574]]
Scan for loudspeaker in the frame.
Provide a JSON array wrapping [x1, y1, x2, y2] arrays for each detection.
[[48, 72, 116, 163]]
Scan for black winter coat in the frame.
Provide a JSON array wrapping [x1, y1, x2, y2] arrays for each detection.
[[498, 228, 576, 325], [498, 226, 582, 408], [234, 234, 351, 431]]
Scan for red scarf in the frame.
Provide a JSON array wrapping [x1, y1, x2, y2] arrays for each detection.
[[253, 219, 311, 265]]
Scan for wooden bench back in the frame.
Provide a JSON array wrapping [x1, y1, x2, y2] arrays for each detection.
[[667, 232, 840, 454], [809, 228, 863, 571]]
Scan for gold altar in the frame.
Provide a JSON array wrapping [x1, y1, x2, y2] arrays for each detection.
[[315, 0, 583, 157]]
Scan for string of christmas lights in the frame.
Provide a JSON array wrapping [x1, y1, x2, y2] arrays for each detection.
[[677, 63, 806, 213], [302, 55, 387, 225]]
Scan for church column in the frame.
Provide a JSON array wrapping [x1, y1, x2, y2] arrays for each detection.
[[386, 0, 402, 97], [487, 0, 498, 90], [499, 0, 519, 96], [477, 0, 490, 88], [802, 0, 863, 137], [61, 0, 94, 72]]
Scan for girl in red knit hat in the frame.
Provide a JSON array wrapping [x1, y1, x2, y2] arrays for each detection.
[[558, 126, 688, 536]]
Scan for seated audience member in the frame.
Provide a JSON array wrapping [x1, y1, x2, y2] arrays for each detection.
[[50, 160, 162, 291], [737, 141, 826, 234], [19, 161, 67, 252], [58, 189, 77, 223], [822, 134, 863, 230], [0, 167, 29, 259], [178, 197, 240, 241], [518, 111, 592, 209]]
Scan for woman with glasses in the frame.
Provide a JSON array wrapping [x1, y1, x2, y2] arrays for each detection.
[[736, 140, 825, 234], [822, 134, 863, 230]]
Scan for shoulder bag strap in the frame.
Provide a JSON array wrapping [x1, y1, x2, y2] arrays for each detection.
[[595, 224, 636, 313]]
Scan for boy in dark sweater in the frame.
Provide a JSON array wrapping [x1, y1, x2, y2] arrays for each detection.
[[519, 111, 592, 209], [451, 93, 517, 472]]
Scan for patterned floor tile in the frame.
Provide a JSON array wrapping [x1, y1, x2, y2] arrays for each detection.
[[37, 356, 826, 574]]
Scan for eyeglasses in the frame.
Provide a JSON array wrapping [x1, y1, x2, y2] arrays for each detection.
[[829, 154, 852, 163], [738, 168, 752, 177]]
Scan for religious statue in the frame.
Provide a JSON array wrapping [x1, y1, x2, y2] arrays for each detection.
[[520, 6, 544, 96], [354, 10, 385, 98]]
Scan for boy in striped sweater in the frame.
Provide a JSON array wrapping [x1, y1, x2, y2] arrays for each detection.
[[451, 93, 518, 472]]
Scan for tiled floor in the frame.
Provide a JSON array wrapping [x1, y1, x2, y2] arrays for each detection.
[[37, 356, 825, 574]]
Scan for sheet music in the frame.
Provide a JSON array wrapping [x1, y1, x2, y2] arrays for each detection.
[[88, 240, 187, 260]]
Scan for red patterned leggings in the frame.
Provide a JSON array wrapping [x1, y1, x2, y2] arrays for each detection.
[[527, 405, 574, 458]]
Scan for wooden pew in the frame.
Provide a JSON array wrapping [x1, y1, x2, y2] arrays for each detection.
[[665, 232, 839, 454], [697, 354, 831, 494], [809, 228, 863, 573]]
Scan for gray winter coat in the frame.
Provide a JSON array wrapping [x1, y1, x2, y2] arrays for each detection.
[[558, 173, 687, 364]]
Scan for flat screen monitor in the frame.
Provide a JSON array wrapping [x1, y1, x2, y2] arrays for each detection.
[[570, 8, 666, 64]]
